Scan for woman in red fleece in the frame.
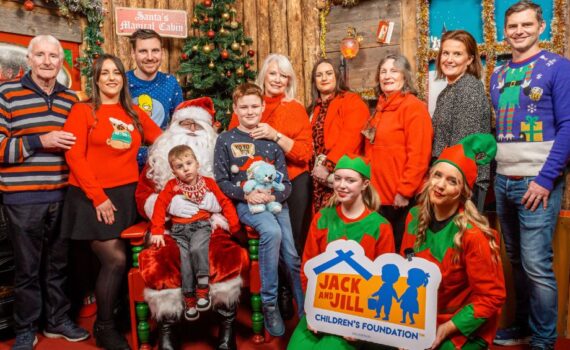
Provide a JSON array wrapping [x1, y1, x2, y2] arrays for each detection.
[[364, 54, 433, 253], [61, 54, 161, 349], [307, 58, 369, 215]]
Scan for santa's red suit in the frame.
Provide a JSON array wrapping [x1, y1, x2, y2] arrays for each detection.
[[134, 97, 247, 350]]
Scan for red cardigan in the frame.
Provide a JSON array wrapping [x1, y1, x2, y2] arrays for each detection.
[[64, 103, 161, 206], [311, 91, 369, 164], [364, 93, 433, 205]]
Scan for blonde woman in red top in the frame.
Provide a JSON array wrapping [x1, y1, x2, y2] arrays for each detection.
[[307, 58, 369, 215], [228, 54, 313, 256], [363, 54, 433, 253], [61, 54, 161, 349]]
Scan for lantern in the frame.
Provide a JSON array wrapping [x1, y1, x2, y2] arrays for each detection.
[[340, 27, 362, 59]]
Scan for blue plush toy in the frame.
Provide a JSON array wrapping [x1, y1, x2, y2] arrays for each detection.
[[243, 161, 285, 214]]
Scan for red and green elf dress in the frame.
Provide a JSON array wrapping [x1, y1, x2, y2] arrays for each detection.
[[400, 206, 506, 350], [288, 205, 395, 350]]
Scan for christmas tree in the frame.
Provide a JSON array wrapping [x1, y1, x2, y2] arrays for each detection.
[[178, 0, 256, 128]]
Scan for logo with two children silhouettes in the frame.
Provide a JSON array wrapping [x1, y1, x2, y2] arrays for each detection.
[[304, 240, 441, 349]]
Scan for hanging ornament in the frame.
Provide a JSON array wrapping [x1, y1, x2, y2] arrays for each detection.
[[230, 7, 237, 13], [181, 53, 188, 60], [192, 17, 200, 25], [230, 21, 239, 29], [204, 0, 212, 7], [219, 27, 228, 36], [236, 67, 244, 76], [203, 44, 212, 53], [241, 41, 247, 47], [221, 49, 230, 60], [203, 16, 209, 24], [222, 12, 230, 20], [225, 109, 232, 116], [208, 61, 215, 69], [245, 62, 250, 69], [247, 49, 255, 57], [93, 53, 100, 59], [96, 40, 103, 46], [213, 120, 222, 129], [226, 70, 232, 77], [24, 0, 34, 11], [231, 41, 240, 51], [192, 45, 199, 52], [207, 29, 216, 39], [316, 0, 328, 10]]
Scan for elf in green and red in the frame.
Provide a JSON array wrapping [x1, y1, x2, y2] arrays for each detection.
[[400, 133, 506, 350], [288, 155, 394, 350]]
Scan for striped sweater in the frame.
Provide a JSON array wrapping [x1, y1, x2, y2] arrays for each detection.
[[0, 73, 78, 204]]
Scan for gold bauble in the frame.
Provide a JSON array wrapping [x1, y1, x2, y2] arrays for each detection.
[[222, 12, 230, 20], [192, 45, 199, 52], [230, 21, 239, 29], [203, 44, 212, 53], [236, 67, 244, 76], [220, 27, 228, 36], [231, 42, 240, 51], [208, 61, 215, 69]]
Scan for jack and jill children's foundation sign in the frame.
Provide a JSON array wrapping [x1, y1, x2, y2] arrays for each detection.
[[304, 240, 442, 349], [115, 7, 188, 38]]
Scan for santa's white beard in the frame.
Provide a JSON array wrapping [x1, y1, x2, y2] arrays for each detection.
[[147, 121, 217, 190]]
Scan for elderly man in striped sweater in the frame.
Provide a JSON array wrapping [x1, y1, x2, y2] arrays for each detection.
[[0, 35, 89, 350]]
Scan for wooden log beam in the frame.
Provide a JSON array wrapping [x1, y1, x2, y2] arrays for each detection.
[[301, 0, 318, 106], [269, 0, 288, 55], [243, 0, 258, 70], [256, 0, 270, 68], [287, 0, 304, 99], [401, 0, 417, 73]]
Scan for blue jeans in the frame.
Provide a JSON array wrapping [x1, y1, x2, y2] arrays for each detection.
[[236, 203, 304, 316], [494, 174, 563, 347]]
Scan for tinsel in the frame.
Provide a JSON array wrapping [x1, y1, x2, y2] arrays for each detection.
[[416, 0, 568, 102], [47, 0, 105, 95], [318, 2, 331, 58]]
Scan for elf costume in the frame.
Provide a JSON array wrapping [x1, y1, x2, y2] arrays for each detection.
[[400, 134, 506, 349], [288, 155, 395, 350]]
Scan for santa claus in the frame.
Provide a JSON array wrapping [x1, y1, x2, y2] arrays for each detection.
[[135, 97, 247, 350]]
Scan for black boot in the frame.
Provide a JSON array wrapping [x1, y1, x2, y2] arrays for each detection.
[[158, 318, 178, 350], [216, 305, 237, 350], [278, 284, 294, 320], [93, 320, 130, 350]]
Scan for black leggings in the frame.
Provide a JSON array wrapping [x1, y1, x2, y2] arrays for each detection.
[[90, 239, 127, 322], [286, 172, 312, 256]]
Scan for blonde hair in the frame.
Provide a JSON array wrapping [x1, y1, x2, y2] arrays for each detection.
[[326, 174, 381, 211], [414, 167, 500, 262], [168, 144, 197, 166], [256, 54, 297, 101]]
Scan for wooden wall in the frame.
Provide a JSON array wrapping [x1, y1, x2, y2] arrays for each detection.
[[100, 0, 319, 105]]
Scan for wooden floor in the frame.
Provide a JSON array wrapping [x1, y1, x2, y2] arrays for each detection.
[[1, 303, 569, 350]]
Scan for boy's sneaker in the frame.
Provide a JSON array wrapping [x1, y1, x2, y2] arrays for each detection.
[[262, 303, 285, 336], [184, 295, 199, 321], [493, 326, 531, 346], [43, 318, 90, 342], [196, 284, 211, 311], [12, 330, 38, 350]]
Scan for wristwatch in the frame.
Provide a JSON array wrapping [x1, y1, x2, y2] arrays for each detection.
[[274, 132, 283, 142]]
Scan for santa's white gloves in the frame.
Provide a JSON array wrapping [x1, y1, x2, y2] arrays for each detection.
[[168, 195, 199, 218], [144, 194, 159, 219], [199, 192, 222, 213]]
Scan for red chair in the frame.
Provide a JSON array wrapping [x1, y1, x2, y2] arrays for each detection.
[[120, 223, 268, 349]]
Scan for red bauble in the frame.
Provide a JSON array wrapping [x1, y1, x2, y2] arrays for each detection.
[[226, 70, 232, 77], [203, 17, 209, 24], [247, 50, 255, 57], [213, 121, 222, 129], [181, 53, 188, 60], [245, 63, 250, 69], [221, 50, 229, 60], [24, 0, 34, 11], [204, 0, 212, 7], [96, 40, 102, 46], [207, 29, 215, 39]]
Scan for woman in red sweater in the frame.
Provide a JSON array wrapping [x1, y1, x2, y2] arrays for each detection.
[[228, 54, 313, 256], [307, 58, 369, 214], [364, 54, 433, 253], [61, 54, 161, 349]]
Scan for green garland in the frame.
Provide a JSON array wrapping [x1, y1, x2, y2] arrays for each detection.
[[47, 0, 105, 95]]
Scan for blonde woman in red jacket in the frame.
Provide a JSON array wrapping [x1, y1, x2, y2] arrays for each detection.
[[364, 54, 433, 252], [307, 58, 369, 216]]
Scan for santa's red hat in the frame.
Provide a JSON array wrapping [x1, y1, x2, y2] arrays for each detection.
[[172, 97, 215, 126]]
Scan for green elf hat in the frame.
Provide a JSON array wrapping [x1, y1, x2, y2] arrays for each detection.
[[335, 154, 371, 179], [434, 133, 497, 189]]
